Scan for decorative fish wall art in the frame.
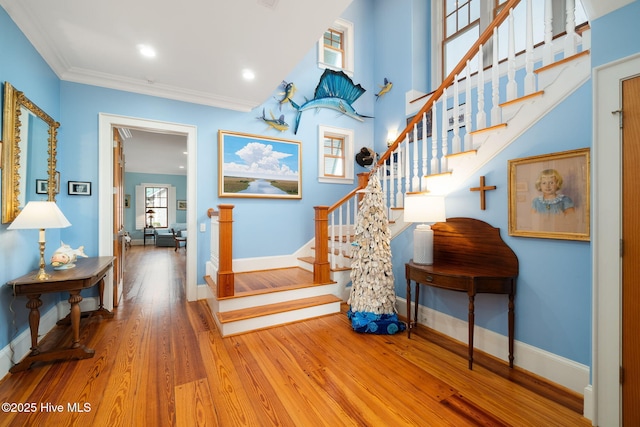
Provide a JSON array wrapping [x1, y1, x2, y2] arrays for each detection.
[[375, 77, 392, 101], [275, 80, 296, 111], [257, 108, 289, 132], [290, 69, 371, 134]]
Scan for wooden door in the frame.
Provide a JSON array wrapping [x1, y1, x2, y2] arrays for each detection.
[[112, 128, 125, 307], [622, 75, 640, 426]]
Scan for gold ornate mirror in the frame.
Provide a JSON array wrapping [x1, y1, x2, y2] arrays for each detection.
[[2, 82, 59, 223]]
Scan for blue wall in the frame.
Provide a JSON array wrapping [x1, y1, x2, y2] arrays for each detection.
[[2, 0, 639, 371]]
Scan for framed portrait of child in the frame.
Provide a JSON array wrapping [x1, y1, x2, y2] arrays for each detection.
[[508, 148, 590, 241]]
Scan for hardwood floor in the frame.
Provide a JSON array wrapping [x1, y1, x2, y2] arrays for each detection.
[[0, 246, 590, 426]]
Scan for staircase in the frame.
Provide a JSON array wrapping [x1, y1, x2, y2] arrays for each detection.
[[206, 0, 591, 337]]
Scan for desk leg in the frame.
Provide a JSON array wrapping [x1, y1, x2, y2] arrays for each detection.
[[468, 294, 475, 370], [508, 291, 515, 368], [26, 294, 42, 355], [68, 290, 83, 349]]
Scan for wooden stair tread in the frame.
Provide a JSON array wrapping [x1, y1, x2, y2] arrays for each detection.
[[297, 256, 351, 272], [217, 294, 342, 324]]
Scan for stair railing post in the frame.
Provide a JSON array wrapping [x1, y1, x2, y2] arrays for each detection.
[[217, 204, 235, 298], [314, 206, 331, 284]]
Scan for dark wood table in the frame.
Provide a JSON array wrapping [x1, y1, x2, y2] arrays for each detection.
[[405, 217, 518, 369], [6, 256, 115, 372]]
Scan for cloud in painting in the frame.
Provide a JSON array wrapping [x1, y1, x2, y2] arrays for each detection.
[[224, 142, 298, 180]]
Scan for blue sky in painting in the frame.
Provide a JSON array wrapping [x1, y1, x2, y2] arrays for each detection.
[[222, 133, 299, 180]]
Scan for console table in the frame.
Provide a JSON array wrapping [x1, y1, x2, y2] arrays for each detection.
[[6, 256, 115, 372], [405, 217, 518, 369]]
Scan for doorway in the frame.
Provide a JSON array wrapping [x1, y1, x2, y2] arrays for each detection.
[[593, 53, 640, 425], [98, 114, 198, 306]]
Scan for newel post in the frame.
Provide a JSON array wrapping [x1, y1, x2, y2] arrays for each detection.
[[217, 204, 235, 298], [357, 172, 370, 201], [313, 206, 331, 284]]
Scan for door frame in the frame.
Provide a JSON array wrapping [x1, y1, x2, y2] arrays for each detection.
[[593, 52, 640, 426], [98, 113, 198, 304]]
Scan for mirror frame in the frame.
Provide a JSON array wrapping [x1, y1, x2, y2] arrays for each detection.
[[2, 82, 60, 223]]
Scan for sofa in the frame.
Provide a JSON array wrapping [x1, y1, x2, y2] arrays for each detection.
[[155, 223, 187, 247]]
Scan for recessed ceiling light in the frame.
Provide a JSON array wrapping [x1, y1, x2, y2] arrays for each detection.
[[138, 44, 156, 58], [179, 166, 185, 169], [242, 69, 255, 81]]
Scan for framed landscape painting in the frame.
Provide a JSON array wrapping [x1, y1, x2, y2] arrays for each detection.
[[218, 130, 301, 199], [508, 148, 590, 241]]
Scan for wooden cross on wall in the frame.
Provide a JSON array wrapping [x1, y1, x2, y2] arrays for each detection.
[[470, 176, 496, 210]]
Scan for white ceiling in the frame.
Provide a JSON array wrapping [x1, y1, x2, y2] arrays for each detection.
[[0, 0, 352, 112], [121, 129, 188, 176]]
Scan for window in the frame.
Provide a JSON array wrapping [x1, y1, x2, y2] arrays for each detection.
[[146, 186, 168, 228], [323, 29, 345, 69], [318, 18, 354, 76], [318, 125, 354, 184], [324, 135, 345, 178], [135, 183, 176, 230], [434, 0, 588, 82]]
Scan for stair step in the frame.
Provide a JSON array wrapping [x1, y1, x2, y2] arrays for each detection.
[[217, 294, 342, 324], [297, 256, 351, 272]]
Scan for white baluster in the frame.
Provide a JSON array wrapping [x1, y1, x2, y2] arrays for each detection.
[[543, 0, 553, 66], [381, 160, 387, 214], [476, 44, 486, 132], [565, 0, 577, 57], [412, 124, 420, 191], [506, 8, 517, 101], [330, 210, 336, 269], [464, 61, 472, 151], [452, 75, 461, 153], [395, 147, 402, 208], [389, 149, 396, 209], [441, 87, 449, 173], [491, 27, 501, 126], [403, 139, 410, 199], [421, 111, 428, 191], [431, 101, 439, 176], [338, 205, 344, 267], [524, 0, 536, 95]]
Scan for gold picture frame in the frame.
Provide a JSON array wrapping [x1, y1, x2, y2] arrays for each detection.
[[218, 130, 301, 199], [508, 148, 590, 241]]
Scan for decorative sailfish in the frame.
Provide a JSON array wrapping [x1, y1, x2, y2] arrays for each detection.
[[290, 69, 371, 134], [375, 77, 392, 101], [257, 108, 289, 132], [275, 80, 296, 110]]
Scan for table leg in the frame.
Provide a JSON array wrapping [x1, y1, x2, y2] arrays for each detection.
[[406, 277, 412, 338], [94, 277, 114, 318], [468, 294, 475, 370], [26, 294, 42, 355], [414, 283, 420, 333], [508, 291, 515, 368], [68, 290, 83, 349]]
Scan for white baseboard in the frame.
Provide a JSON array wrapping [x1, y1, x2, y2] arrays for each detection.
[[0, 296, 99, 381], [396, 297, 590, 396]]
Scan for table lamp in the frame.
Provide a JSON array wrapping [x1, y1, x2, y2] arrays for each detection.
[[7, 201, 72, 280], [146, 209, 155, 227], [404, 193, 446, 265]]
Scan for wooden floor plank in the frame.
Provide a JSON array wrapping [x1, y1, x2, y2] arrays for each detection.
[[0, 246, 590, 427]]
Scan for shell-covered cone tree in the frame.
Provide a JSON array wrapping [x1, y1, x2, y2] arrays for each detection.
[[347, 171, 405, 334]]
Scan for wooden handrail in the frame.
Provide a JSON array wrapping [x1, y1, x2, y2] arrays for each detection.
[[376, 0, 521, 167]]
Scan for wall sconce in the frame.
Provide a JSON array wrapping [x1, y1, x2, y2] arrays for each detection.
[[387, 130, 398, 147], [403, 193, 446, 265]]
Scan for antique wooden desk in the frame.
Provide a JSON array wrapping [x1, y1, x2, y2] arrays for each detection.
[[405, 217, 518, 369], [6, 256, 115, 372]]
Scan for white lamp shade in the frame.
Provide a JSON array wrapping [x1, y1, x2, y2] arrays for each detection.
[[404, 194, 446, 224], [7, 201, 71, 230]]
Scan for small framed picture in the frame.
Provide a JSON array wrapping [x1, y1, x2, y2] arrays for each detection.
[[177, 200, 187, 210], [68, 181, 92, 196], [36, 179, 49, 194], [124, 194, 131, 208]]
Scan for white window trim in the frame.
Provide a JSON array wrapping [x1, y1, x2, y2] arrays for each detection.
[[318, 18, 354, 77], [318, 125, 354, 184], [135, 183, 176, 230]]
